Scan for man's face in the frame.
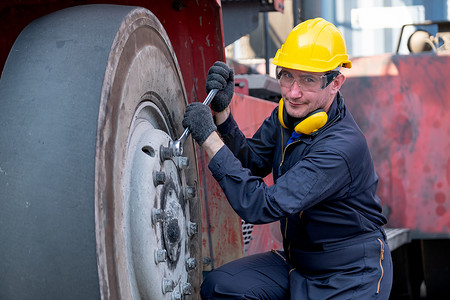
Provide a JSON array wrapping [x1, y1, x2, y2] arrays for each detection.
[[278, 67, 343, 119]]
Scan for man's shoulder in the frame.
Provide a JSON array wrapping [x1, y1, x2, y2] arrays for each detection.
[[313, 114, 370, 158]]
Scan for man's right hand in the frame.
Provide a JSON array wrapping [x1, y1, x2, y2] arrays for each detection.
[[182, 102, 217, 146], [206, 61, 234, 112]]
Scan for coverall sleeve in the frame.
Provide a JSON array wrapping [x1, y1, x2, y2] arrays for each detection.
[[208, 144, 352, 224]]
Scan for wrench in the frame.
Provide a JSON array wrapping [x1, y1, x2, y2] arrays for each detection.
[[171, 88, 219, 156]]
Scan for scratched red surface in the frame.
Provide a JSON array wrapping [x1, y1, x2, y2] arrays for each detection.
[[229, 93, 284, 255], [341, 53, 450, 236]]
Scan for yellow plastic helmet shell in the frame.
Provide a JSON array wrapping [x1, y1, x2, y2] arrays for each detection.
[[273, 18, 352, 72]]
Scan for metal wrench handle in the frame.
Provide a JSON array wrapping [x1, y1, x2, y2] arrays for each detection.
[[172, 88, 219, 156]]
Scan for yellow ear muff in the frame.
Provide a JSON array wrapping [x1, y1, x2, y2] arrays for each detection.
[[278, 98, 329, 135], [293, 110, 328, 134], [278, 98, 288, 129]]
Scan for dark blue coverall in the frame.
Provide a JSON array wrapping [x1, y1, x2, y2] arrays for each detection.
[[201, 93, 393, 299]]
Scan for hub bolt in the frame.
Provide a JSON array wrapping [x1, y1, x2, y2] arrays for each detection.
[[187, 221, 198, 237], [182, 282, 192, 295], [183, 186, 196, 200], [185, 257, 197, 271], [154, 249, 167, 264], [203, 257, 212, 266], [162, 278, 174, 294], [160, 144, 173, 162], [151, 208, 165, 225], [171, 290, 182, 300], [174, 156, 189, 169], [153, 170, 166, 186]]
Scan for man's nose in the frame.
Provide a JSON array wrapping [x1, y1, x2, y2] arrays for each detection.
[[287, 80, 303, 97]]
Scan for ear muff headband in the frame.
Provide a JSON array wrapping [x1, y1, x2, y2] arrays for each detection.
[[278, 98, 328, 135], [278, 98, 288, 129]]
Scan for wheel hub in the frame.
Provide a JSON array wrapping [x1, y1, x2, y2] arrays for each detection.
[[119, 101, 196, 299], [162, 185, 184, 263]]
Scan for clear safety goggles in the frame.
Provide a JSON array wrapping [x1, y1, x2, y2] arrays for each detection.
[[276, 66, 340, 92]]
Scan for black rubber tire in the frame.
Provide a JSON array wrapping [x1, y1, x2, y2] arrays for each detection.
[[0, 5, 201, 299]]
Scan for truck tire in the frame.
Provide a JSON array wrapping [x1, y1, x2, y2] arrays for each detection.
[[0, 5, 201, 299]]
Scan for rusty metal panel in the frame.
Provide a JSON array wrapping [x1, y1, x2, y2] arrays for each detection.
[[229, 93, 278, 136], [228, 93, 284, 256], [199, 156, 244, 269], [341, 53, 450, 237]]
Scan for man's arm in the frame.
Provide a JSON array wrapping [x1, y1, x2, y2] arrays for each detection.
[[214, 106, 230, 126], [201, 131, 225, 159], [191, 105, 229, 160], [182, 102, 225, 160]]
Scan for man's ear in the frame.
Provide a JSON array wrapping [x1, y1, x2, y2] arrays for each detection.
[[330, 73, 346, 94]]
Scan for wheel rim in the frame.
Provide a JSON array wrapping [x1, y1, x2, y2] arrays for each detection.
[[94, 6, 201, 299], [115, 100, 198, 299]]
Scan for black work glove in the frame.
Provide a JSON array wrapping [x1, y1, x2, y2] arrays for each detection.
[[206, 61, 234, 112], [182, 102, 217, 145]]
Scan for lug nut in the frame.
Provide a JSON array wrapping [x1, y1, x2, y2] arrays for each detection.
[[162, 278, 174, 294], [203, 257, 212, 266], [185, 257, 197, 271], [187, 221, 198, 237], [181, 282, 192, 295], [153, 170, 166, 186], [154, 249, 167, 264], [160, 144, 173, 162], [171, 290, 182, 300], [174, 156, 189, 169], [152, 208, 165, 225], [183, 186, 196, 200]]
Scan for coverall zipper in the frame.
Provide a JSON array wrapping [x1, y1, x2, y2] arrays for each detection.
[[376, 238, 385, 294], [280, 127, 303, 261], [279, 139, 302, 171]]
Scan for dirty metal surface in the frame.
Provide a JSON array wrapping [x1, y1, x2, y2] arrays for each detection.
[[199, 158, 244, 269], [341, 53, 450, 237], [229, 93, 283, 256]]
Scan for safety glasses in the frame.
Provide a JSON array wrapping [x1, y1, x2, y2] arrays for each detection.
[[276, 67, 340, 92]]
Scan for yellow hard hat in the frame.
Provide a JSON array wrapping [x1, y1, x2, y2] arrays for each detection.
[[273, 18, 352, 72]]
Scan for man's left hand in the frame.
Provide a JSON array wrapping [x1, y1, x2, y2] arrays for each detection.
[[206, 61, 234, 112], [182, 102, 217, 146]]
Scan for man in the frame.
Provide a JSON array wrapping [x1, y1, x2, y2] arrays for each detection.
[[182, 18, 393, 299]]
